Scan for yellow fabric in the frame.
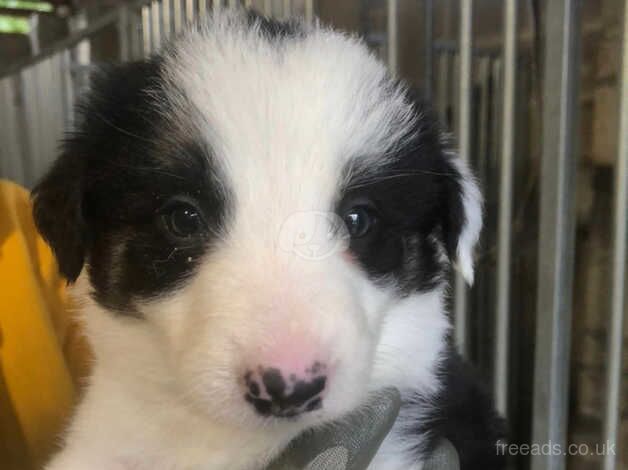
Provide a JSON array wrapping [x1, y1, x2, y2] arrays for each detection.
[[0, 179, 89, 470]]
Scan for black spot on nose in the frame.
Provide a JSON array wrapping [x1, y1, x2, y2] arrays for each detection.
[[243, 364, 327, 418], [246, 395, 271, 415], [289, 375, 326, 406], [262, 368, 286, 399]]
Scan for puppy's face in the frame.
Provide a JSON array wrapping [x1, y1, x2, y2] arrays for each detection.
[[33, 14, 480, 433]]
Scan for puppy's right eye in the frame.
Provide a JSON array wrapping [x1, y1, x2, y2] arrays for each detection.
[[159, 199, 207, 242], [343, 206, 377, 239]]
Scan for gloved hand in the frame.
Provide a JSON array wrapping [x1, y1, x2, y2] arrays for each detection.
[[265, 388, 401, 470], [265, 387, 461, 470]]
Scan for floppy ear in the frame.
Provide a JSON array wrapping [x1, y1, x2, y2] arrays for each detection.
[[32, 152, 88, 282], [31, 59, 161, 283], [440, 154, 483, 286]]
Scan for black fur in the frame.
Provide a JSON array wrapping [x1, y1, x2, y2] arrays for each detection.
[[337, 101, 466, 293], [404, 347, 508, 469], [32, 58, 229, 313], [247, 10, 305, 38]]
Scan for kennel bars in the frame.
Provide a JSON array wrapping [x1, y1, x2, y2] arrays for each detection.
[[495, 0, 516, 419], [605, 3, 628, 470], [0, 1, 627, 469], [453, 0, 473, 359], [531, 2, 580, 470]]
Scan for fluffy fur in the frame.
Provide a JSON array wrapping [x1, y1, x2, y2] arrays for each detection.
[[33, 11, 505, 470]]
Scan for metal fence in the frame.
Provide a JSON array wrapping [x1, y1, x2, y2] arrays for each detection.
[[0, 0, 314, 186], [0, 1, 626, 469]]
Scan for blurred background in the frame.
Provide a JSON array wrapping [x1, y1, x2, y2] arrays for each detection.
[[0, 1, 626, 470]]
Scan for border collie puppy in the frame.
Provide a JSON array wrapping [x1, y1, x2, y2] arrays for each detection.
[[33, 11, 505, 470]]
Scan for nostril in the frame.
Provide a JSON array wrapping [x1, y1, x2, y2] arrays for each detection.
[[248, 381, 260, 397], [288, 375, 326, 406], [243, 363, 328, 418], [262, 368, 287, 400], [305, 397, 322, 412]]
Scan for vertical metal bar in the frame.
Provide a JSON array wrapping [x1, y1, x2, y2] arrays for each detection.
[[304, 0, 314, 23], [46, 55, 65, 180], [117, 5, 130, 62], [28, 14, 40, 55], [423, 0, 434, 101], [35, 60, 51, 181], [494, 0, 517, 418], [454, 0, 473, 358], [491, 58, 503, 168], [531, 1, 581, 469], [0, 78, 26, 184], [20, 66, 41, 186], [174, 0, 183, 33], [142, 5, 152, 57], [186, 0, 195, 24], [452, 52, 460, 129], [151, 0, 161, 51], [13, 74, 32, 185], [0, 79, 11, 180], [162, 0, 172, 40], [283, 0, 291, 18], [264, 0, 272, 16], [603, 2, 628, 469], [387, 0, 398, 76], [60, 48, 74, 126], [199, 0, 207, 18], [70, 11, 91, 66]]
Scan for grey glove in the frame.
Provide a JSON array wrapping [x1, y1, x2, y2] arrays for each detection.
[[266, 388, 401, 470], [266, 387, 460, 470], [423, 438, 460, 470]]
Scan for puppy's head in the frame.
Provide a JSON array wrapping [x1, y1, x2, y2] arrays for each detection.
[[33, 13, 481, 432]]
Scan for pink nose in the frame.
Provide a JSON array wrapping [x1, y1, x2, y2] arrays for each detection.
[[243, 361, 328, 418]]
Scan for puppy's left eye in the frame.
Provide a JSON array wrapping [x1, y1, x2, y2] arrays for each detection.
[[160, 199, 207, 241], [343, 206, 377, 238]]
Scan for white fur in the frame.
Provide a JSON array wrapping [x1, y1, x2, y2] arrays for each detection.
[[449, 155, 483, 285], [46, 12, 477, 470]]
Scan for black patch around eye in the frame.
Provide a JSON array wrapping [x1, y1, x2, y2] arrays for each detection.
[[86, 157, 229, 313], [89, 227, 209, 313], [65, 59, 231, 314], [336, 103, 456, 294]]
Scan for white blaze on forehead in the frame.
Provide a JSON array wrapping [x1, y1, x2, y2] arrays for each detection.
[[161, 13, 415, 233]]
